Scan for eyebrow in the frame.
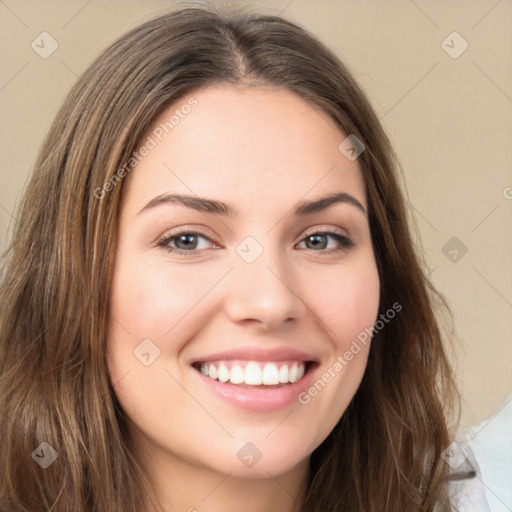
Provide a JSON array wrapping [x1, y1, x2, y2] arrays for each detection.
[[137, 191, 367, 217]]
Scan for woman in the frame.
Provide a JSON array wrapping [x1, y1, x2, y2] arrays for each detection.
[[0, 3, 472, 511]]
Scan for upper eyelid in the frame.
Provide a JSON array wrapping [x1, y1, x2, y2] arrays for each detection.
[[159, 225, 350, 238], [302, 226, 349, 237]]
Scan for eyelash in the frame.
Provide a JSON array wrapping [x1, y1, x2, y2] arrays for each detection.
[[155, 228, 355, 256]]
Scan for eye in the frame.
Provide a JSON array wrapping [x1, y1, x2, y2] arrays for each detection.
[[155, 228, 355, 257], [156, 230, 218, 255], [296, 229, 354, 253]]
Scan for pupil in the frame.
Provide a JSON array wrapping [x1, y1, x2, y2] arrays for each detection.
[[309, 234, 326, 249], [178, 234, 196, 249]]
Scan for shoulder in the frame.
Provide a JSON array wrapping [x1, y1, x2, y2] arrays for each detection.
[[446, 436, 491, 512], [457, 393, 512, 512]]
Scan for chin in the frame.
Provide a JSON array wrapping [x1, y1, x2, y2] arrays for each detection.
[[195, 435, 312, 479]]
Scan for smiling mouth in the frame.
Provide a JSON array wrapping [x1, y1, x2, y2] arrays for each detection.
[[192, 360, 316, 387]]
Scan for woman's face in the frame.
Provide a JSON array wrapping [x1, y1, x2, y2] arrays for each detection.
[[107, 84, 380, 480]]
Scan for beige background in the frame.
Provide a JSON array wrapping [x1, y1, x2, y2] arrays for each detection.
[[0, 0, 511, 430]]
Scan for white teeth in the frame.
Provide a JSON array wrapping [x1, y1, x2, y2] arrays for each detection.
[[289, 362, 298, 383], [244, 362, 262, 385], [198, 361, 307, 386], [262, 363, 279, 385], [229, 364, 245, 384], [217, 364, 229, 383], [278, 365, 289, 383]]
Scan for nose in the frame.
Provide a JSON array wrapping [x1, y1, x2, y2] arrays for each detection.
[[223, 247, 306, 331]]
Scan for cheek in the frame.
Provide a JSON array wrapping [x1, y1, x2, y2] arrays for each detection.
[[108, 254, 226, 340], [106, 253, 231, 393], [106, 255, 203, 426], [310, 258, 380, 349], [296, 259, 379, 447]]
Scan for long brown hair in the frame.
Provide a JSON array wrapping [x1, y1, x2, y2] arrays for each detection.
[[0, 3, 461, 511]]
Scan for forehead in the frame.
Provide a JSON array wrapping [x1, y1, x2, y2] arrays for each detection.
[[121, 84, 367, 214]]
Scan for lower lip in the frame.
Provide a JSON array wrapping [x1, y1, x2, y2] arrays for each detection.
[[193, 364, 317, 412]]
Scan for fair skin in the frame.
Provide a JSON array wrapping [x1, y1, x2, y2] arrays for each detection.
[[107, 84, 380, 512]]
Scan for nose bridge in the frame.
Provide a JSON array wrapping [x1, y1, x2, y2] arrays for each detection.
[[223, 235, 304, 329]]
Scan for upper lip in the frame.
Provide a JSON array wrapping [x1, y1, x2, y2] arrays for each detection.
[[192, 346, 318, 364]]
